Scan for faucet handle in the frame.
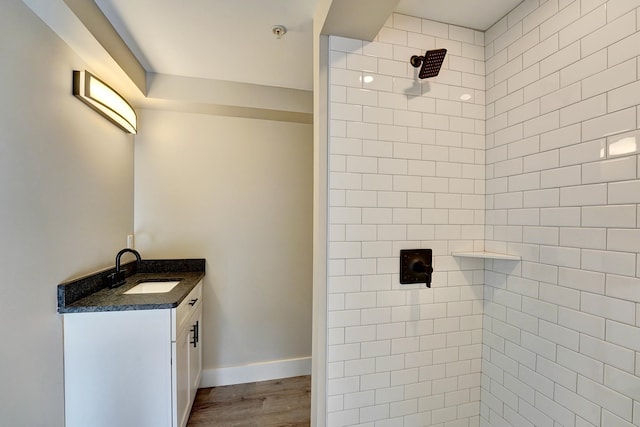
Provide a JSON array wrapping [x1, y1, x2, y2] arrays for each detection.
[[107, 271, 126, 288]]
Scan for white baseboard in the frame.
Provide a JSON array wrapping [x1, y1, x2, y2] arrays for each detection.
[[200, 356, 312, 388]]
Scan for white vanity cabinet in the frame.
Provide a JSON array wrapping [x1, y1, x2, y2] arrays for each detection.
[[173, 283, 203, 427], [63, 281, 203, 427]]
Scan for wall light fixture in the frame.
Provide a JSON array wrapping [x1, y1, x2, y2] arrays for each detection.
[[72, 70, 137, 134]]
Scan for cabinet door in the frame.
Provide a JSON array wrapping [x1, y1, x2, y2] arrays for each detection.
[[188, 305, 203, 406], [175, 322, 190, 427], [173, 281, 203, 427]]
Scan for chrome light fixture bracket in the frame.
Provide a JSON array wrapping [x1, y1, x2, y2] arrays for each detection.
[[72, 70, 137, 134]]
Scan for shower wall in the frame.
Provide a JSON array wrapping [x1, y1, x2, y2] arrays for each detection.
[[327, 14, 486, 426], [483, 0, 640, 426]]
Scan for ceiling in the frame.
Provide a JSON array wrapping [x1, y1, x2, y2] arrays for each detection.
[[395, 0, 523, 32], [95, 0, 523, 92]]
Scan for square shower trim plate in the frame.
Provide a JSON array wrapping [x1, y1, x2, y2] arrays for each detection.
[[399, 249, 433, 285]]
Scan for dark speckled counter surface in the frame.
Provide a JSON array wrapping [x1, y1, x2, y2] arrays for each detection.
[[58, 259, 205, 313]]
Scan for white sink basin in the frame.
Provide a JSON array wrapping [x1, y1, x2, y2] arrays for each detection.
[[124, 281, 180, 294]]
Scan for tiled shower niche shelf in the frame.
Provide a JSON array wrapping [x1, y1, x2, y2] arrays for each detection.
[[451, 251, 521, 261]]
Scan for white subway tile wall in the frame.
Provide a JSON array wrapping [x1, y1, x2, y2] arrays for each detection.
[[328, 1, 640, 426], [328, 13, 486, 427], [483, 1, 640, 427]]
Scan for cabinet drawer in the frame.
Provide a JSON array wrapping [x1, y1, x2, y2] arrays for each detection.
[[174, 281, 202, 339]]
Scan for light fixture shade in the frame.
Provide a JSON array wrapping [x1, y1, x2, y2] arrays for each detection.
[[72, 70, 137, 134]]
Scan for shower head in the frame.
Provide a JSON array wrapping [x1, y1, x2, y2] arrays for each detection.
[[410, 48, 447, 79]]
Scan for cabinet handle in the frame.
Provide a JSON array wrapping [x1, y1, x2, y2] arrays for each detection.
[[190, 321, 199, 348], [188, 298, 198, 306]]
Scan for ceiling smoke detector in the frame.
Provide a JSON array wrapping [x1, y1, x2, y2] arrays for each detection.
[[272, 25, 287, 39]]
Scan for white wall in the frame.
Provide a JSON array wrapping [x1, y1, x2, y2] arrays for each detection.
[[326, 14, 486, 426], [134, 108, 313, 384], [0, 1, 134, 426], [482, 0, 640, 426]]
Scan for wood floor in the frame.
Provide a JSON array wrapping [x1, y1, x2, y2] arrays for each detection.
[[186, 375, 311, 427]]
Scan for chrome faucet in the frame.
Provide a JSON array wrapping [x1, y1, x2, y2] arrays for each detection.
[[108, 248, 142, 288]]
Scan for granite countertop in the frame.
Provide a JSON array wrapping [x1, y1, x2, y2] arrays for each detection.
[[58, 259, 205, 313]]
